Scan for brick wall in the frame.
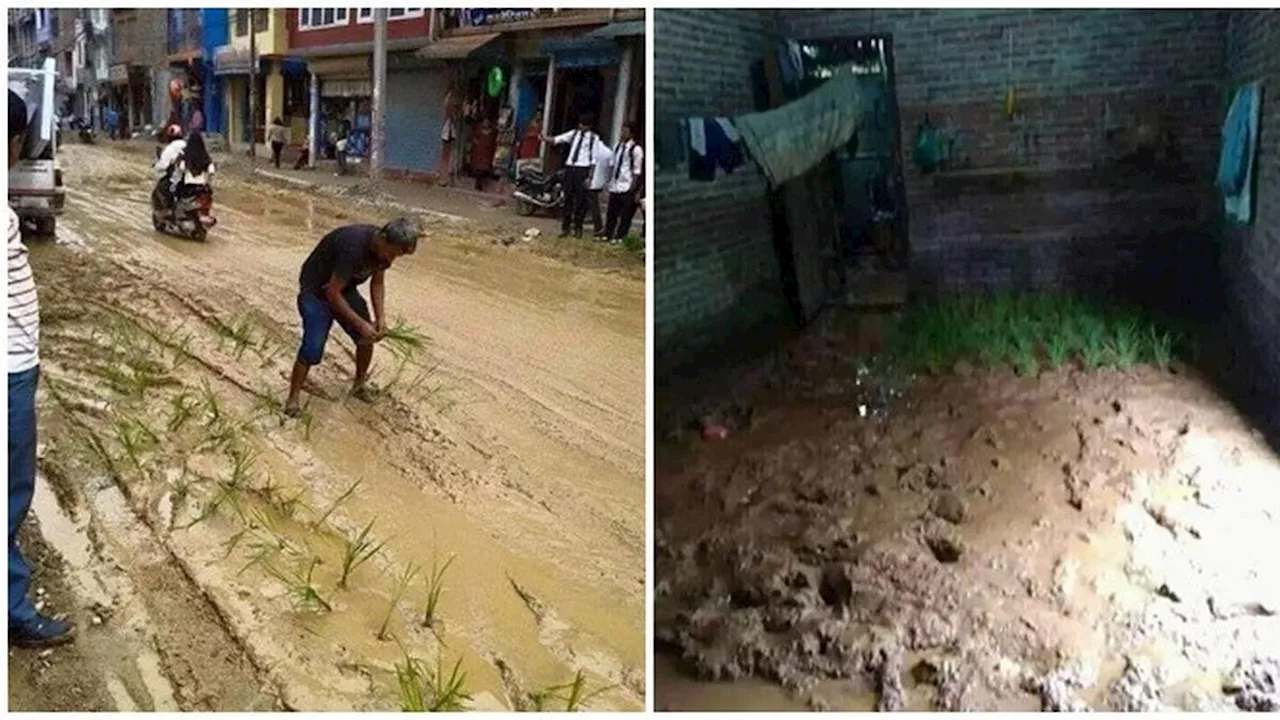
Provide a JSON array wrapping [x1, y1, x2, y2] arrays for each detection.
[[1221, 10, 1280, 434], [779, 9, 1229, 305], [654, 9, 792, 373]]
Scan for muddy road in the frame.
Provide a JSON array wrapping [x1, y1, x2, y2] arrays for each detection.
[[9, 143, 645, 711], [655, 312, 1280, 712]]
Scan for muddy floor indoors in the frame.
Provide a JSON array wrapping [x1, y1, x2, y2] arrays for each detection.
[[654, 308, 1280, 712], [8, 143, 644, 711]]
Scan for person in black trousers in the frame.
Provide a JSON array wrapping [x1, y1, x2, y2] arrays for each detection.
[[604, 123, 644, 242], [543, 113, 600, 238]]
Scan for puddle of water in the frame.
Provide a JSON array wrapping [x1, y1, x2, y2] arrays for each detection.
[[105, 674, 139, 711], [30, 477, 112, 607], [654, 653, 805, 711]]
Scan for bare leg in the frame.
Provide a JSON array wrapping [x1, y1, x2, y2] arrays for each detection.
[[351, 342, 374, 400], [285, 360, 310, 417]]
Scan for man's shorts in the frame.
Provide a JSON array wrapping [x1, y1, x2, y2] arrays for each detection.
[[296, 289, 371, 366]]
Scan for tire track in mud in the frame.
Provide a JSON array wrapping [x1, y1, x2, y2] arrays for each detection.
[[21, 144, 645, 710]]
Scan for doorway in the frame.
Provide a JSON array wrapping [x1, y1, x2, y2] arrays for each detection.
[[800, 35, 908, 274]]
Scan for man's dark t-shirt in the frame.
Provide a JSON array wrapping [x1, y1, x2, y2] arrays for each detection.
[[298, 224, 390, 296]]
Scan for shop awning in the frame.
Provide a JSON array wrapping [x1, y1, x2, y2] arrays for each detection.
[[585, 20, 645, 39], [416, 32, 503, 60]]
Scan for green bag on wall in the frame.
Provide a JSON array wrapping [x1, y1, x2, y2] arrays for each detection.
[[914, 115, 945, 172]]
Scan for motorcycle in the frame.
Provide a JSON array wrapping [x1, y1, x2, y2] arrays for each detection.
[[512, 167, 565, 217], [152, 179, 216, 241]]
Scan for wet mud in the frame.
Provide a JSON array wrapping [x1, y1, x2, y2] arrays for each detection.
[[9, 144, 644, 710], [655, 312, 1280, 712]]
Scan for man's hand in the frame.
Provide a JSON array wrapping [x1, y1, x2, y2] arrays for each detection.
[[356, 321, 380, 345], [374, 318, 388, 342]]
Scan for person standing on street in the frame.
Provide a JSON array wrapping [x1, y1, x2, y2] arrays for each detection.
[[284, 218, 421, 418], [588, 136, 614, 239], [604, 123, 644, 242], [268, 117, 289, 169], [543, 113, 601, 238], [9, 90, 77, 649]]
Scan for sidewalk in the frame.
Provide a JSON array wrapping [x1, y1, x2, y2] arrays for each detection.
[[251, 161, 568, 233]]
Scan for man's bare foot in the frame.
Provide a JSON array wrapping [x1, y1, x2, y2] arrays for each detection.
[[284, 400, 302, 418], [351, 384, 379, 404]]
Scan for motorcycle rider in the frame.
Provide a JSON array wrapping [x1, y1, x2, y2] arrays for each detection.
[[173, 131, 215, 200], [152, 124, 186, 212]]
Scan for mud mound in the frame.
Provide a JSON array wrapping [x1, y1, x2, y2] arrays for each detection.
[[657, 356, 1280, 711]]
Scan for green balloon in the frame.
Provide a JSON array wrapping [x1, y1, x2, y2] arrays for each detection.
[[486, 67, 505, 97]]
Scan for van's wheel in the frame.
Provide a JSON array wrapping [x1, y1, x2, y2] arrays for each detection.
[[33, 218, 55, 237], [152, 214, 164, 231]]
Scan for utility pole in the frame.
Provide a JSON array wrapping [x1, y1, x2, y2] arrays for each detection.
[[248, 10, 257, 161], [371, 8, 387, 183]]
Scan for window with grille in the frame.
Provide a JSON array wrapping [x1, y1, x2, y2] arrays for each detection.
[[234, 9, 248, 37], [298, 8, 350, 30], [356, 8, 424, 23]]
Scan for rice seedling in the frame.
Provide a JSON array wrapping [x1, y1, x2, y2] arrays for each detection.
[[338, 519, 386, 590], [1079, 315, 1108, 370], [263, 556, 332, 613], [528, 670, 614, 711], [1013, 336, 1039, 377], [299, 404, 316, 441], [378, 561, 419, 641], [420, 551, 456, 633], [228, 445, 258, 487], [200, 380, 222, 424], [114, 417, 159, 477], [313, 478, 363, 529], [1106, 317, 1143, 367], [394, 648, 472, 712], [273, 488, 310, 519], [168, 391, 199, 433], [383, 319, 430, 362], [214, 315, 257, 360], [1044, 328, 1073, 368], [1148, 327, 1173, 370]]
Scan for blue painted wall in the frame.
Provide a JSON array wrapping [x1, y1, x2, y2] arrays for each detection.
[[386, 67, 448, 173], [201, 9, 228, 135]]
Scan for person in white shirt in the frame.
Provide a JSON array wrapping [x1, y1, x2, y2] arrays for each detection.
[[587, 138, 614, 239], [542, 113, 601, 238], [8, 89, 77, 648], [152, 125, 187, 210], [604, 123, 645, 242]]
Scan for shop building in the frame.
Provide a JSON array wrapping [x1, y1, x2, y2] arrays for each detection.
[[213, 10, 306, 147], [286, 8, 441, 173], [428, 9, 646, 182]]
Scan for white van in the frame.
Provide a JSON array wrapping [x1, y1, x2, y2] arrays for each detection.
[[8, 58, 66, 236]]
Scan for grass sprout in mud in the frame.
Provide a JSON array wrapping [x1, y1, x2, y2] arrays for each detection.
[[378, 561, 419, 641], [528, 670, 615, 712], [420, 551, 456, 634], [383, 319, 430, 362], [314, 478, 363, 529], [395, 648, 472, 712], [339, 519, 387, 590], [263, 555, 332, 614], [889, 292, 1197, 376]]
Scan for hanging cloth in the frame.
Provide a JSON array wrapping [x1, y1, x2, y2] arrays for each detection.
[[733, 63, 864, 187]]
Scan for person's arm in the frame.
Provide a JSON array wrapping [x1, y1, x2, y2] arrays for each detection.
[[324, 273, 377, 343], [371, 269, 386, 336], [543, 129, 573, 145]]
